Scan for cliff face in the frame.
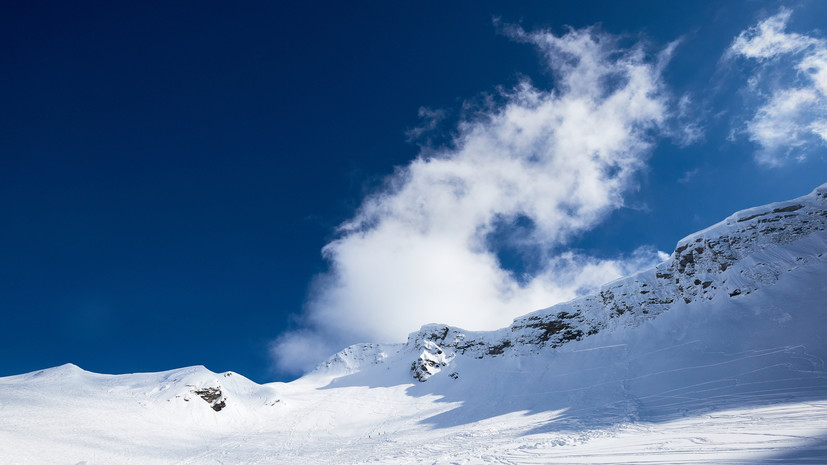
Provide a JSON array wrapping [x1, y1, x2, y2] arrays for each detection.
[[314, 184, 827, 382]]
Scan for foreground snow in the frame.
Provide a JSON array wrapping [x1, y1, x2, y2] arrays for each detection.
[[2, 185, 826, 464]]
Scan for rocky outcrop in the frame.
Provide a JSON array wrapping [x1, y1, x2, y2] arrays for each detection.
[[184, 385, 226, 411], [411, 340, 454, 382]]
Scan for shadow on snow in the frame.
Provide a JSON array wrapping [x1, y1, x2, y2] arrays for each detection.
[[320, 266, 827, 444]]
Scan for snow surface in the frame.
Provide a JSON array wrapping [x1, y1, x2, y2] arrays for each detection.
[[1, 184, 826, 464]]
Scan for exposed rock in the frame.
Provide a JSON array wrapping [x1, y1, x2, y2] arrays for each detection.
[[187, 386, 226, 412], [411, 340, 453, 382]]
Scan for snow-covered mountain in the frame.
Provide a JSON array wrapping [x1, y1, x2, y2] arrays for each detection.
[[2, 185, 827, 464], [318, 183, 827, 383]]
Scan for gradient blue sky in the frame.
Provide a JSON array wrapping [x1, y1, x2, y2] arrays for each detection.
[[2, 1, 826, 383]]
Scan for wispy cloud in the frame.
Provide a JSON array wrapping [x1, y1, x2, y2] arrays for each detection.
[[678, 168, 700, 184], [728, 10, 817, 60], [271, 25, 672, 374], [405, 107, 448, 143], [673, 94, 705, 147], [727, 9, 827, 166]]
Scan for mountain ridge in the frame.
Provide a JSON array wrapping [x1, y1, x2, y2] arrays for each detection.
[[313, 183, 827, 382], [19, 184, 826, 386]]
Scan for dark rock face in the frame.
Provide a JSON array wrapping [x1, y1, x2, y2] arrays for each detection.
[[511, 312, 586, 347], [191, 387, 226, 411], [411, 340, 452, 382]]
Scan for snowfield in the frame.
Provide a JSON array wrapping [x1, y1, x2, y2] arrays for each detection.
[[2, 184, 827, 464]]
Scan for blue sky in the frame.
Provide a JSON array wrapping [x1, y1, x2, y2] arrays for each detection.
[[2, 1, 826, 382]]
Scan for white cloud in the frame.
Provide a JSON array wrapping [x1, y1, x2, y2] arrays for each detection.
[[811, 119, 827, 142], [746, 88, 822, 165], [271, 25, 672, 374], [799, 49, 827, 96], [728, 9, 827, 165], [728, 9, 816, 60]]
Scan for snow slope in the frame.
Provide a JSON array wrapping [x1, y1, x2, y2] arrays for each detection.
[[1, 184, 826, 464]]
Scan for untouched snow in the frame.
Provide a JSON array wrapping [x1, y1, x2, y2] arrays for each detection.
[[1, 184, 827, 464]]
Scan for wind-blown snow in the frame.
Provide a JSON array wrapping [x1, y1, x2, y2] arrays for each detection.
[[1, 184, 826, 464]]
